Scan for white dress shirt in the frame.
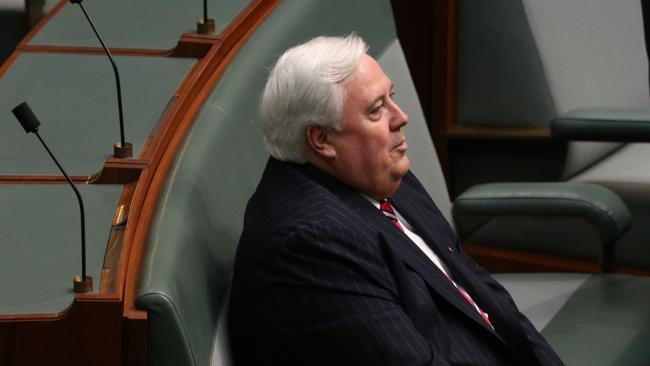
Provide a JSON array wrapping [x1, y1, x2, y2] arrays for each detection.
[[367, 196, 494, 328], [366, 197, 452, 278]]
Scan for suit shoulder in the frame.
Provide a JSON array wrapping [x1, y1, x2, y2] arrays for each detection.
[[245, 159, 367, 230]]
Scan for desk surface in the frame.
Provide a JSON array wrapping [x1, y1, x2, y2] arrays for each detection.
[[0, 184, 122, 315], [0, 52, 195, 176], [29, 0, 250, 50]]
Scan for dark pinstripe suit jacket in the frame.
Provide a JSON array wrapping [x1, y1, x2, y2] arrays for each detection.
[[229, 158, 564, 366]]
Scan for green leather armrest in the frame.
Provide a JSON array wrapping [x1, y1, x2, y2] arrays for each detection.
[[453, 182, 631, 272], [551, 107, 650, 142]]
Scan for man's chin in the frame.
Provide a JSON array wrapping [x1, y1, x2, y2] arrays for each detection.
[[394, 155, 411, 177], [387, 159, 410, 193]]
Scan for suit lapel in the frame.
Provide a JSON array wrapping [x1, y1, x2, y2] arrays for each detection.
[[391, 174, 542, 365], [358, 194, 497, 334], [294, 163, 540, 364], [387, 176, 507, 335], [297, 163, 497, 333]]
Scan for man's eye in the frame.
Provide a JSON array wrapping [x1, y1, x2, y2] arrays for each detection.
[[371, 105, 383, 115], [389, 92, 396, 99]]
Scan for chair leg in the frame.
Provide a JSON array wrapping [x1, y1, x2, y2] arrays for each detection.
[[601, 240, 616, 273]]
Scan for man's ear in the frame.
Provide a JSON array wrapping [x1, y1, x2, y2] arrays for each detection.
[[306, 124, 337, 159]]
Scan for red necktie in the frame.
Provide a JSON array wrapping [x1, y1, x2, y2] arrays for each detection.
[[443, 272, 494, 329], [379, 199, 404, 231], [378, 199, 493, 329]]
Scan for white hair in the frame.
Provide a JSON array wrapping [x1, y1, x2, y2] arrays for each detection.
[[260, 34, 369, 162]]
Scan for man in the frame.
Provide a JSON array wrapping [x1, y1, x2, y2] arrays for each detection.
[[229, 34, 564, 365]]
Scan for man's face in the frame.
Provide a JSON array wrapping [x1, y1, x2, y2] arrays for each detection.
[[326, 54, 410, 200]]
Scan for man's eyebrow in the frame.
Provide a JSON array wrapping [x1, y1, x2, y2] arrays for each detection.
[[370, 84, 394, 107], [370, 95, 384, 107]]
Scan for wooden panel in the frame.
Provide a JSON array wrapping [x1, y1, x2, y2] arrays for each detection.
[[464, 243, 650, 276], [0, 299, 123, 366], [446, 126, 552, 140], [391, 0, 457, 183]]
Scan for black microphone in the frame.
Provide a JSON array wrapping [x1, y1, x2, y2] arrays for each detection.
[[70, 0, 132, 158], [197, 0, 215, 34], [12, 102, 93, 294]]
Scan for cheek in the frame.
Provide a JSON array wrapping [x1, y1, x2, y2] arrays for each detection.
[[364, 129, 391, 153], [339, 141, 387, 175], [335, 125, 392, 168], [362, 138, 392, 168], [345, 132, 386, 156]]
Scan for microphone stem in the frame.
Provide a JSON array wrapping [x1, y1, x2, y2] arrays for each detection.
[[204, 0, 208, 21], [76, 2, 126, 146], [34, 132, 87, 281]]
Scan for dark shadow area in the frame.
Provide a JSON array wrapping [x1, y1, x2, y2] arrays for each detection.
[[0, 9, 27, 66]]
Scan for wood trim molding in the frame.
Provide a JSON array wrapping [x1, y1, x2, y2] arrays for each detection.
[[0, 159, 148, 185], [0, 50, 21, 78], [16, 45, 171, 57], [0, 175, 94, 184], [171, 33, 221, 58], [91, 158, 149, 184], [100, 183, 137, 295], [464, 243, 650, 276], [16, 0, 170, 58], [445, 126, 552, 140]]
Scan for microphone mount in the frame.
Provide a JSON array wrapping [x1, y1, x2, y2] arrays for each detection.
[[70, 0, 132, 158], [197, 0, 215, 34], [12, 102, 93, 293]]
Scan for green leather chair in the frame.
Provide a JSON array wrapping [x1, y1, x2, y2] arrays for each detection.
[[456, 0, 650, 270]]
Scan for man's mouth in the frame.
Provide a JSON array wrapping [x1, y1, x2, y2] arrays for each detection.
[[393, 139, 408, 152]]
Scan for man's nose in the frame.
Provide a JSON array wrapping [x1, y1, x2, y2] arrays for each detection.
[[389, 100, 408, 130]]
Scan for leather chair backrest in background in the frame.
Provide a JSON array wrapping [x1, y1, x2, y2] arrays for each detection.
[[456, 0, 650, 268]]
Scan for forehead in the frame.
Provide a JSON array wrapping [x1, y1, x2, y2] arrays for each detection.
[[344, 54, 392, 102]]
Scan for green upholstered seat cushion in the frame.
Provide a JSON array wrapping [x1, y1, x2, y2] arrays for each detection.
[[552, 108, 650, 142], [497, 273, 650, 366], [494, 273, 591, 330], [28, 0, 250, 50], [542, 274, 650, 366], [0, 184, 122, 315], [0, 53, 194, 176]]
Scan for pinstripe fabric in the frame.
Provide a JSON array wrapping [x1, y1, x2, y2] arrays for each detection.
[[229, 158, 564, 365]]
